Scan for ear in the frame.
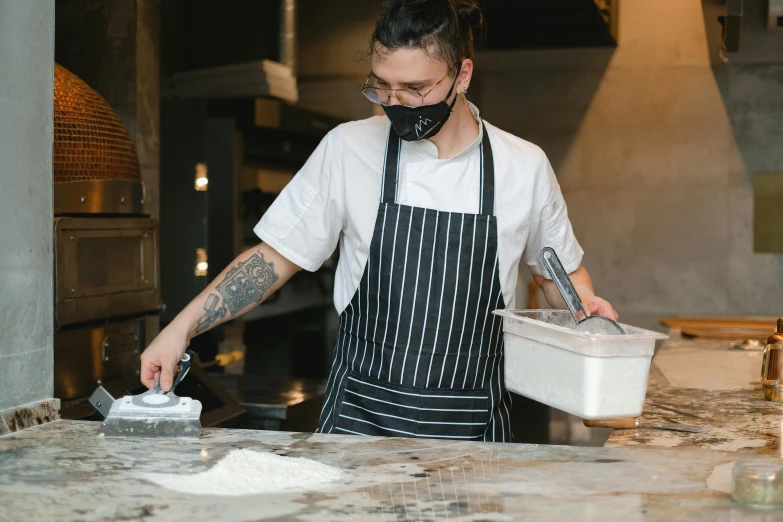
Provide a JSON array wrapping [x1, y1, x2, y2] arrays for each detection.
[[457, 58, 474, 92]]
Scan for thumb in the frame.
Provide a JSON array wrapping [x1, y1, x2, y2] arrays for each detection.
[[159, 356, 177, 392]]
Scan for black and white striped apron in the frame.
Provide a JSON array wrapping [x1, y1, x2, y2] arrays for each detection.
[[316, 124, 513, 442]]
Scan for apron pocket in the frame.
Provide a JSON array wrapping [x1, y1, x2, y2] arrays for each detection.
[[335, 371, 491, 440]]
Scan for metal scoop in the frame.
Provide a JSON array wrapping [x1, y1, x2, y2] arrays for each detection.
[[540, 247, 624, 336], [97, 350, 202, 439]]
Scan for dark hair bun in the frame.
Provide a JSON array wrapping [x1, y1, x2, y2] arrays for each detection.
[[457, 1, 484, 30], [372, 0, 486, 64]]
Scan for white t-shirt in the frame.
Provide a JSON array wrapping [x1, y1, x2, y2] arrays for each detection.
[[254, 104, 583, 313]]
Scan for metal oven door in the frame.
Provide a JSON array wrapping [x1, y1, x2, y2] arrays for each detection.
[[54, 318, 144, 402], [54, 217, 161, 326]]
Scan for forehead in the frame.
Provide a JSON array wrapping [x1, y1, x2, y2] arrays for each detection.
[[371, 46, 449, 82]]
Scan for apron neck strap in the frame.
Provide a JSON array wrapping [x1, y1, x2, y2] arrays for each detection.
[[381, 122, 495, 216], [381, 126, 402, 205], [478, 124, 495, 216]]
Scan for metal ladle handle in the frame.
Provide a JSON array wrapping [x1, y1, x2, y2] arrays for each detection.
[[540, 247, 587, 324]]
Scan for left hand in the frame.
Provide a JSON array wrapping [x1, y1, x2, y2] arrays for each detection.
[[580, 294, 618, 321]]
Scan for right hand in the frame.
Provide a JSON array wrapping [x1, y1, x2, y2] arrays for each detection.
[[140, 324, 190, 392]]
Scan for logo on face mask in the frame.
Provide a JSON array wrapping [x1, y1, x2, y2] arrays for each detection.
[[414, 117, 432, 138]]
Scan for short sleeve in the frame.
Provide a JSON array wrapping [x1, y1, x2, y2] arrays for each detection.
[[522, 151, 584, 276], [253, 131, 344, 272]]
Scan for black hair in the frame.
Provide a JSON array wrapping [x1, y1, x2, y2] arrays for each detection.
[[370, 0, 485, 68]]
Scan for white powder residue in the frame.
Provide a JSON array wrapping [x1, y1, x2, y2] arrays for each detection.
[[140, 449, 342, 496]]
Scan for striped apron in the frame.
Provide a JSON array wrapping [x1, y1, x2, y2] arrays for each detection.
[[316, 124, 513, 442]]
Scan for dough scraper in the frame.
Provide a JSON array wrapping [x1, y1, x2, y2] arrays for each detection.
[[98, 350, 202, 439], [540, 247, 625, 335]]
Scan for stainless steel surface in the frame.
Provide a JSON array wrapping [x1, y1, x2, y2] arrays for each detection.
[[88, 386, 115, 418], [212, 376, 326, 432], [540, 247, 584, 322], [54, 216, 160, 325], [279, 0, 297, 75], [54, 180, 143, 215], [54, 319, 143, 401], [540, 247, 624, 335]]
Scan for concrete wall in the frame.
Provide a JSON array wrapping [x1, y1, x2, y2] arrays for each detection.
[[298, 0, 783, 329], [0, 0, 55, 412], [297, 0, 382, 120], [473, 0, 783, 330]]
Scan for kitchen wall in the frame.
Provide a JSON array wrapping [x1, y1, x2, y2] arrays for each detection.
[[0, 1, 56, 419], [298, 0, 783, 330], [297, 0, 381, 120], [473, 0, 783, 330]]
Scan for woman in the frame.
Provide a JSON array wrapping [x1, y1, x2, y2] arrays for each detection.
[[141, 0, 617, 442]]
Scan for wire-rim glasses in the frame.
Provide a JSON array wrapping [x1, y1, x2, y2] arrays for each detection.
[[361, 65, 457, 107]]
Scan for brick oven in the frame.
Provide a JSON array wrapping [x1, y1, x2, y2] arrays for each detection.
[[52, 64, 161, 419]]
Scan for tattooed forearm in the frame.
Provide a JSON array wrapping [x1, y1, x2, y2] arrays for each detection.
[[194, 293, 228, 335], [216, 252, 280, 313], [193, 251, 280, 336]]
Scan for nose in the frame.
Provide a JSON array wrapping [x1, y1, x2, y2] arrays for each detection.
[[385, 91, 403, 106]]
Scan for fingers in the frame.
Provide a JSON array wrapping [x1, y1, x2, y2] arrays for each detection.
[[602, 302, 619, 321], [586, 297, 619, 321], [159, 355, 178, 392], [139, 356, 159, 389]]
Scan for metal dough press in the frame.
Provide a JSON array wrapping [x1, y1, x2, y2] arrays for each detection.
[[97, 350, 202, 439]]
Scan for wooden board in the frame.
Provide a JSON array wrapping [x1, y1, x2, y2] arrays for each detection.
[[661, 316, 779, 340]]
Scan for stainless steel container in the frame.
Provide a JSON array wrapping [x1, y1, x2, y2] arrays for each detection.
[[761, 318, 783, 402]]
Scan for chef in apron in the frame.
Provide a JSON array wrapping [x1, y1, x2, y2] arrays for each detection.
[[140, 0, 618, 443]]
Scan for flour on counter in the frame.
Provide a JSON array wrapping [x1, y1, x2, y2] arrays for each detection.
[[140, 449, 342, 496]]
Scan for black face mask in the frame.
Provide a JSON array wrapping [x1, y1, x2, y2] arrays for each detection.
[[382, 74, 459, 142]]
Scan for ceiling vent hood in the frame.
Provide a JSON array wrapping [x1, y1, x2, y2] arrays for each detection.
[[162, 59, 298, 103], [161, 0, 298, 103]]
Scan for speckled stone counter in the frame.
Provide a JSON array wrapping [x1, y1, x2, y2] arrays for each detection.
[[2, 420, 782, 521], [606, 335, 783, 455]]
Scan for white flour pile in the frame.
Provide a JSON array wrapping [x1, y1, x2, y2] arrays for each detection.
[[140, 449, 341, 496]]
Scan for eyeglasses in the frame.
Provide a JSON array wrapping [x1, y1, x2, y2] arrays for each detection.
[[362, 65, 457, 107]]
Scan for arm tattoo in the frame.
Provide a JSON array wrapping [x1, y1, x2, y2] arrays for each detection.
[[193, 252, 280, 335], [194, 293, 227, 335]]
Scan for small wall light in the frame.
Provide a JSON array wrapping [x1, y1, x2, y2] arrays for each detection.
[[195, 248, 208, 276], [195, 163, 208, 191]]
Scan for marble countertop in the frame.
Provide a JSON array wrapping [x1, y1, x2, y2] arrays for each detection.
[[2, 420, 782, 521], [3, 334, 783, 521], [606, 335, 783, 455]]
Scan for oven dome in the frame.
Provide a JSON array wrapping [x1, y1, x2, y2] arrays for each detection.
[[53, 63, 141, 184]]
